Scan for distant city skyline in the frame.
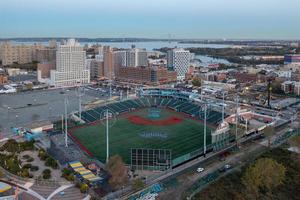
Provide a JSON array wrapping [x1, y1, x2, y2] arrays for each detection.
[[1, 0, 300, 40]]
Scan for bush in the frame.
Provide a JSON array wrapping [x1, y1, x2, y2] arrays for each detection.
[[23, 163, 32, 169], [43, 169, 51, 174], [62, 168, 72, 177], [22, 155, 31, 160], [79, 183, 89, 193], [19, 140, 35, 151], [42, 169, 51, 179], [0, 139, 20, 153], [21, 168, 30, 178], [43, 173, 51, 179], [30, 166, 39, 172], [38, 149, 49, 160], [45, 157, 58, 169], [132, 178, 145, 190], [27, 157, 34, 162], [66, 174, 75, 181], [6, 157, 21, 174]]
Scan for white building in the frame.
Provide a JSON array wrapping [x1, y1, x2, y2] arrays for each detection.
[[167, 48, 190, 80], [95, 46, 104, 62], [50, 39, 90, 87]]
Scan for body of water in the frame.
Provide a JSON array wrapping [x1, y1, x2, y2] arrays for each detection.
[[11, 41, 231, 50], [10, 41, 232, 65]]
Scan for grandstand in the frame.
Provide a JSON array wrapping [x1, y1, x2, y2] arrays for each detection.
[[75, 97, 223, 124]]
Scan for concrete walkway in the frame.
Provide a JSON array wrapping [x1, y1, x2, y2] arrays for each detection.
[[46, 184, 74, 200]]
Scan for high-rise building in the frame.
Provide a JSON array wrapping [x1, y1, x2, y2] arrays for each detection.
[[95, 46, 104, 62], [90, 60, 104, 80], [49, 39, 89, 87], [113, 50, 127, 76], [36, 48, 56, 62], [103, 46, 115, 79], [0, 42, 34, 65], [167, 48, 191, 80], [126, 48, 147, 67]]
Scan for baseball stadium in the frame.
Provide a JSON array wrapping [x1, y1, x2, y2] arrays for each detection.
[[69, 88, 229, 170]]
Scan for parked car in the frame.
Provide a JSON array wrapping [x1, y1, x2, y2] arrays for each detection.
[[197, 167, 204, 173], [218, 164, 232, 173]]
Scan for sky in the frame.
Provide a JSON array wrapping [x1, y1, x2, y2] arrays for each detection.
[[1, 0, 300, 39]]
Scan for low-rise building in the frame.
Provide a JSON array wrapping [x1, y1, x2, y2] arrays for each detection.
[[37, 61, 56, 83], [117, 66, 177, 85], [281, 81, 300, 95]]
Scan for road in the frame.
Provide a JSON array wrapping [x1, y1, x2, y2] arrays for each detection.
[[121, 124, 294, 200], [158, 141, 267, 200]]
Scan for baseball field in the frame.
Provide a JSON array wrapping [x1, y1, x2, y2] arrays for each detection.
[[70, 108, 214, 164]]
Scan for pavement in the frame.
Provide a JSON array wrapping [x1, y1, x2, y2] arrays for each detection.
[[0, 87, 112, 137]]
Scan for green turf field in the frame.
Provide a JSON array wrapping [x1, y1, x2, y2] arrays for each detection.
[[71, 108, 213, 164]]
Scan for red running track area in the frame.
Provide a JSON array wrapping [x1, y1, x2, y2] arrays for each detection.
[[127, 115, 183, 126]]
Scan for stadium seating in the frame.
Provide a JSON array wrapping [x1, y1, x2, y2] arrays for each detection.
[[76, 96, 223, 124]]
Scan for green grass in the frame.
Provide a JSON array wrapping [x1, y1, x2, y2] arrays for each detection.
[[71, 108, 213, 164]]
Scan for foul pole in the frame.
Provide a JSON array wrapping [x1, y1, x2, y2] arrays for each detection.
[[106, 109, 109, 163]]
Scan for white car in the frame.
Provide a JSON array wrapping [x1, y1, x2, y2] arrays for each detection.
[[197, 167, 204, 173]]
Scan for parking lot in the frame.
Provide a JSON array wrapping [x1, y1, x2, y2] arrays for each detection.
[[0, 87, 116, 136]]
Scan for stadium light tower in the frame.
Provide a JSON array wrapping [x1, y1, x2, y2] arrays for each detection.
[[64, 94, 69, 148], [76, 83, 84, 120], [106, 109, 109, 163], [100, 108, 116, 163], [203, 104, 207, 156], [235, 95, 239, 147]]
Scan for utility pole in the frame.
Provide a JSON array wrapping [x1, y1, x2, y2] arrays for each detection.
[[222, 91, 225, 122], [61, 115, 64, 131], [64, 95, 68, 148], [235, 95, 239, 147], [79, 92, 82, 120], [106, 109, 109, 163], [203, 104, 207, 156], [200, 87, 203, 101], [76, 85, 84, 120], [109, 81, 112, 101]]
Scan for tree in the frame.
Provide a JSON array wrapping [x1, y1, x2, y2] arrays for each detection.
[[79, 183, 89, 193], [132, 178, 145, 191], [106, 155, 128, 188], [242, 158, 286, 199], [264, 126, 275, 147], [271, 81, 284, 95], [191, 77, 202, 87], [42, 169, 52, 179], [289, 135, 300, 148]]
